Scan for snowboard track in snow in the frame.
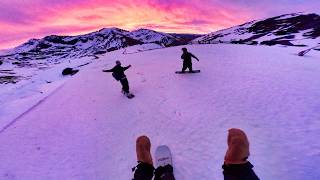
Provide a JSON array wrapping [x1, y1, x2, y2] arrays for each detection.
[[0, 83, 66, 134]]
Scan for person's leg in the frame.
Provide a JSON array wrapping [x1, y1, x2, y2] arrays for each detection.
[[133, 136, 154, 180], [187, 63, 193, 72], [120, 78, 130, 93], [154, 165, 175, 180], [182, 61, 188, 72]]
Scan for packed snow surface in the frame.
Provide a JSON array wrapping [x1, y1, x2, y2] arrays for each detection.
[[0, 44, 320, 180]]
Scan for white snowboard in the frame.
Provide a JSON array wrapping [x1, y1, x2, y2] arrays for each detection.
[[155, 145, 173, 167]]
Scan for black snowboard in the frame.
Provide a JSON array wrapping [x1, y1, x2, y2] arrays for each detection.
[[175, 70, 200, 74]]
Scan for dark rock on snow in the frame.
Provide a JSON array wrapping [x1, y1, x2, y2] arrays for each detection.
[[62, 68, 79, 76]]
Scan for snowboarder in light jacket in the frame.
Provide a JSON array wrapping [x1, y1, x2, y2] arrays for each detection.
[[180, 47, 199, 72], [103, 60, 131, 94]]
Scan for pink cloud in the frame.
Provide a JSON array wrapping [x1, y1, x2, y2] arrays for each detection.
[[0, 24, 100, 49], [2, 0, 318, 49], [0, 0, 253, 49], [77, 15, 105, 21]]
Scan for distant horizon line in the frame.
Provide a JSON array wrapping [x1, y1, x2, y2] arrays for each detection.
[[0, 27, 209, 51], [1, 11, 317, 51]]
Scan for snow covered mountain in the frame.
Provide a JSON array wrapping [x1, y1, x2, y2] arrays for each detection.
[[129, 29, 186, 46], [0, 28, 198, 64], [192, 13, 320, 48]]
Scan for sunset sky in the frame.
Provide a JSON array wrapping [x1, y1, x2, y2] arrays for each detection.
[[0, 0, 319, 49]]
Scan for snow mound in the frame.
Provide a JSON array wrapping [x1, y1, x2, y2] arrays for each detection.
[[122, 43, 164, 54]]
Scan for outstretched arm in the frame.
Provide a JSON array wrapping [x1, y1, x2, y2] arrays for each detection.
[[190, 53, 199, 61], [123, 65, 132, 71], [102, 67, 114, 72]]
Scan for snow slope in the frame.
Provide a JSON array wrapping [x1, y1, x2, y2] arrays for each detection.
[[0, 44, 320, 180], [0, 56, 95, 132]]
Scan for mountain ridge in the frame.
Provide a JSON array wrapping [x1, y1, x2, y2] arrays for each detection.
[[0, 28, 200, 64], [1, 12, 319, 67], [192, 12, 320, 47]]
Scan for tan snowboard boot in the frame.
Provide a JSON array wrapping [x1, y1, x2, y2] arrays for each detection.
[[133, 136, 154, 180], [136, 135, 153, 165]]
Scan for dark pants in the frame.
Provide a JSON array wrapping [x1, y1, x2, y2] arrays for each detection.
[[222, 162, 259, 180], [133, 162, 154, 180], [133, 162, 175, 180], [120, 78, 129, 93], [182, 61, 192, 72]]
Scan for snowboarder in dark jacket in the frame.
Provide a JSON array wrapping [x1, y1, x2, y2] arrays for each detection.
[[180, 47, 199, 72], [223, 128, 260, 180], [103, 60, 131, 94]]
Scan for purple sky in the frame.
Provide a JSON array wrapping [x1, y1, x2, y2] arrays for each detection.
[[0, 0, 319, 49]]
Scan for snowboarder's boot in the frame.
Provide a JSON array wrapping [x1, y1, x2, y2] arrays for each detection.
[[154, 164, 175, 180], [122, 90, 135, 99], [154, 145, 175, 180], [132, 162, 154, 180], [132, 136, 154, 180], [136, 136, 153, 165]]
